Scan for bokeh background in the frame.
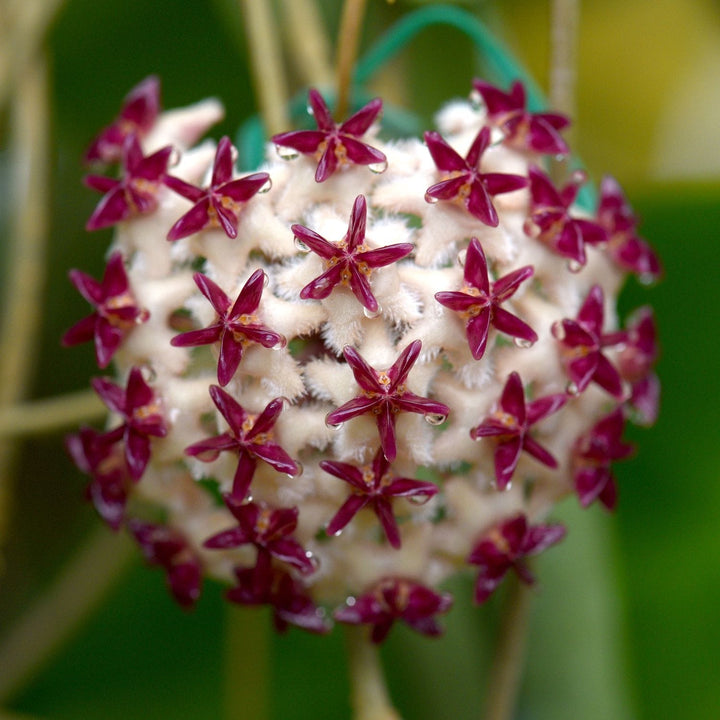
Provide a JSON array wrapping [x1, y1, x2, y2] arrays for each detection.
[[1, 1, 718, 719]]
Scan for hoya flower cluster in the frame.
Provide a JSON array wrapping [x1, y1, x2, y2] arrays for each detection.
[[65, 76, 660, 640]]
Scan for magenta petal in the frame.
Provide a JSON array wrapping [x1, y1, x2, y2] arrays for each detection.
[[170, 326, 222, 348], [193, 273, 231, 315], [211, 198, 239, 238], [597, 478, 618, 511], [231, 269, 264, 317], [209, 385, 247, 435], [86, 188, 131, 230], [435, 290, 483, 313], [388, 340, 421, 389], [465, 127, 491, 168], [494, 435, 523, 489], [95, 321, 124, 368], [326, 395, 379, 426], [523, 523, 567, 555], [167, 199, 212, 241], [394, 392, 449, 418], [470, 419, 512, 438], [466, 311, 491, 359], [62, 314, 97, 348], [68, 269, 103, 304], [319, 460, 366, 489], [326, 494, 369, 536], [136, 146, 172, 181], [253, 442, 298, 476], [575, 467, 609, 507], [578, 285, 605, 332], [164, 175, 206, 203], [483, 172, 528, 196], [464, 238, 490, 293], [204, 527, 247, 549], [473, 571, 505, 605], [341, 137, 387, 167], [343, 346, 381, 392], [374, 498, 401, 549], [300, 263, 344, 300], [528, 117, 569, 155], [348, 266, 378, 312], [212, 137, 234, 186], [359, 243, 413, 268], [526, 393, 567, 425], [184, 434, 235, 462], [499, 372, 526, 423], [466, 182, 498, 226], [231, 450, 258, 500], [307, 88, 334, 131], [272, 129, 326, 154], [424, 131, 466, 172], [386, 478, 438, 499], [91, 377, 126, 414], [567, 353, 598, 393], [217, 332, 244, 386], [377, 403, 398, 462], [125, 430, 151, 479], [592, 353, 624, 398], [522, 435, 557, 468], [269, 538, 314, 574], [315, 141, 338, 182], [491, 307, 537, 345], [291, 224, 338, 259], [425, 175, 468, 202], [340, 98, 382, 135], [222, 172, 269, 202], [492, 266, 534, 300]]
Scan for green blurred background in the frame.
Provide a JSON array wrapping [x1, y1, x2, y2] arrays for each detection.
[[1, 1, 718, 719]]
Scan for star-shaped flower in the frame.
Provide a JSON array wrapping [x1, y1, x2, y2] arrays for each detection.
[[552, 284, 626, 397], [334, 577, 453, 643], [129, 520, 203, 609], [204, 497, 314, 575], [85, 135, 173, 231], [85, 75, 160, 164], [170, 270, 284, 386], [470, 371, 567, 490], [321, 447, 438, 549], [617, 306, 660, 426], [468, 513, 566, 604], [91, 366, 167, 480], [472, 79, 570, 156], [66, 426, 131, 530], [435, 237, 537, 359], [165, 136, 270, 240], [226, 551, 330, 634], [524, 165, 607, 269], [293, 194, 413, 314], [325, 340, 450, 463], [572, 407, 634, 510], [62, 251, 149, 368], [185, 386, 300, 501], [272, 88, 387, 183], [596, 175, 662, 283], [424, 126, 528, 226]]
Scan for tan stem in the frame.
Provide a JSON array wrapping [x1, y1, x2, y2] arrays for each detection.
[[345, 626, 402, 720], [0, 390, 105, 439], [239, 0, 289, 135], [279, 0, 333, 88], [483, 577, 533, 720], [0, 528, 136, 703], [0, 50, 50, 567], [336, 0, 368, 119]]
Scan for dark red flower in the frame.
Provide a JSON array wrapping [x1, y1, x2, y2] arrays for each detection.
[[325, 340, 450, 463], [204, 498, 314, 575], [572, 407, 634, 510], [185, 386, 300, 501], [91, 367, 167, 480], [424, 126, 528, 226], [321, 448, 437, 549], [470, 371, 566, 490], [468, 513, 566, 604], [272, 88, 387, 183], [129, 520, 202, 609], [617, 306, 660, 426], [66, 427, 131, 529], [334, 577, 453, 643], [435, 237, 537, 359], [524, 166, 606, 269], [596, 175, 662, 283], [85, 75, 160, 164], [62, 251, 149, 368], [170, 270, 284, 386], [85, 135, 173, 231], [472, 79, 570, 156], [552, 284, 626, 397], [165, 136, 269, 240], [294, 195, 413, 314], [226, 551, 330, 634]]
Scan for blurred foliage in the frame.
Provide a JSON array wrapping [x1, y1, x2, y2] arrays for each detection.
[[1, 1, 719, 719]]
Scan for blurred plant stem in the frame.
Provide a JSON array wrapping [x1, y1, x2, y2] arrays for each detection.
[[549, 0, 579, 181], [0, 390, 104, 439], [0, 527, 135, 704], [483, 577, 532, 720], [224, 606, 270, 720], [345, 627, 401, 720], [0, 47, 50, 569], [279, 0, 333, 88], [336, 0, 368, 118], [239, 0, 289, 135]]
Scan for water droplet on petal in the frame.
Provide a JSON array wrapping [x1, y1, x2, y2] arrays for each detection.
[[276, 145, 299, 161], [325, 418, 342, 430], [409, 493, 432, 506], [554, 153, 567, 163], [493, 479, 512, 492], [469, 89, 483, 109], [638, 272, 656, 286], [168, 148, 181, 167], [330, 526, 343, 537], [424, 413, 447, 426], [567, 258, 584, 273], [523, 219, 539, 238], [345, 595, 356, 607], [306, 103, 314, 116], [294, 237, 310, 252], [513, 336, 535, 349], [259, 177, 272, 194], [571, 169, 588, 185], [424, 191, 439, 204], [363, 304, 382, 319], [551, 321, 566, 341], [368, 159, 388, 174], [489, 127, 505, 146], [305, 551, 320, 570], [291, 461, 304, 478], [272, 335, 288, 350], [456, 248, 467, 267], [566, 381, 580, 395], [245, 494, 253, 503], [262, 272, 270, 288]]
